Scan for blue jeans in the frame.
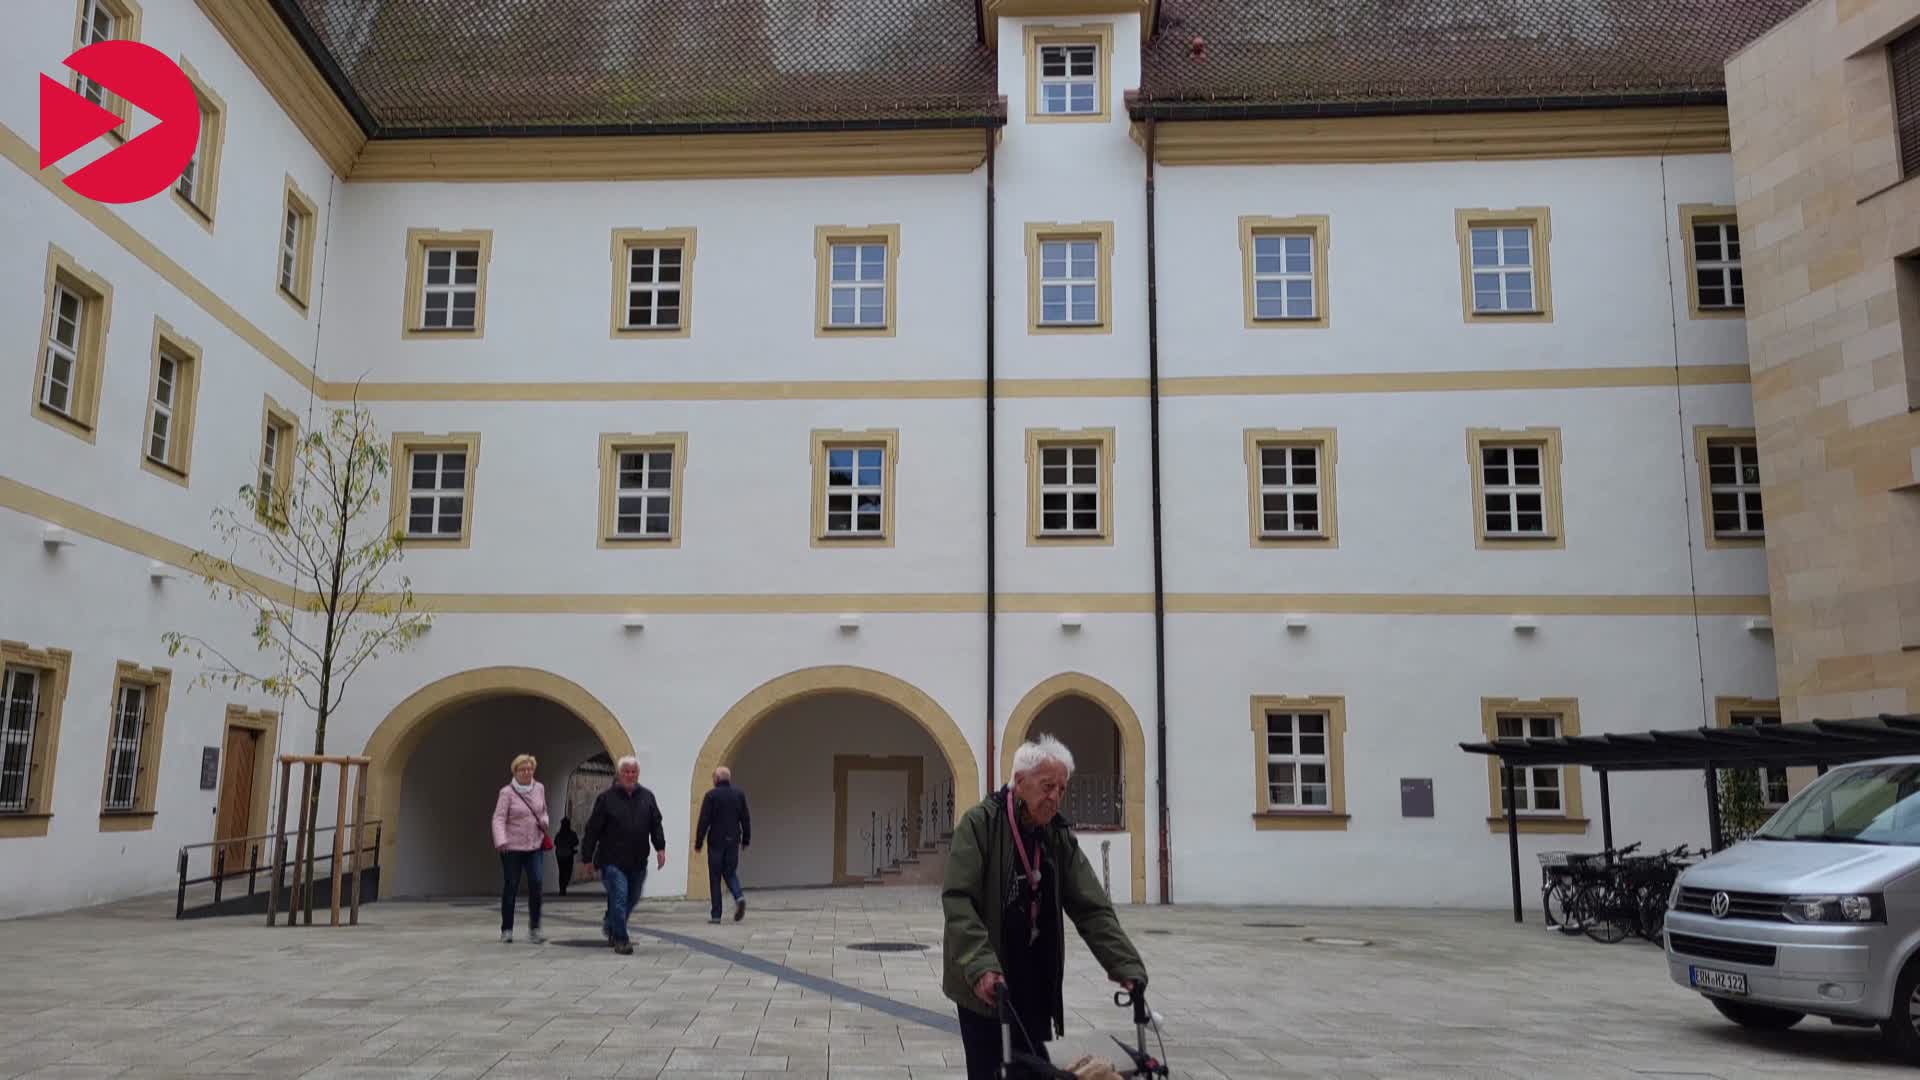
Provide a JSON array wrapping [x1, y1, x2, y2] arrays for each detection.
[[499, 850, 542, 932], [707, 844, 744, 919], [601, 863, 644, 944]]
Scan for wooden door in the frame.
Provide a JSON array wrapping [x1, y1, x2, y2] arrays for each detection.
[[215, 725, 259, 873]]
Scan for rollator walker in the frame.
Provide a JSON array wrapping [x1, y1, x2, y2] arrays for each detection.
[[995, 982, 1171, 1078]]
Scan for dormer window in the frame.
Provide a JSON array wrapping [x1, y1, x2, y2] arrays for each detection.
[[1038, 44, 1096, 115], [1025, 25, 1111, 123]]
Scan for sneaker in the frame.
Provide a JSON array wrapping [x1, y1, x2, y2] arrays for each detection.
[[528, 928, 545, 945], [500, 931, 512, 944], [708, 915, 722, 924], [734, 898, 746, 922], [614, 941, 633, 955]]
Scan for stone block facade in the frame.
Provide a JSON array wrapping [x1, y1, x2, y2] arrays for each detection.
[[1727, 0, 1920, 721]]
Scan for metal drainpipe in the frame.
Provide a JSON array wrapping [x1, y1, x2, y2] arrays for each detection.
[[985, 126, 999, 795], [1144, 119, 1173, 904]]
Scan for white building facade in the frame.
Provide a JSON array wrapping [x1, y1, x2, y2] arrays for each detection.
[[0, 0, 1796, 918]]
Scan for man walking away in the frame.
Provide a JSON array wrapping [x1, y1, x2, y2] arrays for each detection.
[[942, 735, 1147, 1080], [581, 755, 668, 955], [693, 765, 751, 924]]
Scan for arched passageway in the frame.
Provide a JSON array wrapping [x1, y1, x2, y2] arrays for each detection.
[[686, 666, 979, 899], [1003, 673, 1149, 904], [363, 667, 634, 897]]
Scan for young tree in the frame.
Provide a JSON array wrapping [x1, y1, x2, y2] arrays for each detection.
[[165, 399, 429, 922]]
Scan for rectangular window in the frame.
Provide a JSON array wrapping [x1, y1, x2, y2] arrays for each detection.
[[1038, 44, 1097, 115], [1467, 428, 1564, 548], [1245, 429, 1338, 547], [1026, 222, 1113, 334], [391, 433, 482, 547], [810, 429, 898, 547], [33, 245, 113, 442], [813, 225, 899, 336], [1480, 697, 1583, 832], [1026, 428, 1114, 545], [406, 450, 468, 538], [422, 248, 480, 330], [1455, 207, 1553, 322], [1239, 215, 1332, 328], [1679, 205, 1743, 318], [597, 433, 687, 547], [625, 246, 684, 329], [1469, 226, 1536, 313], [828, 243, 888, 328], [171, 60, 225, 226], [1263, 711, 1331, 810], [70, 0, 140, 133], [278, 176, 319, 310], [0, 667, 40, 815], [102, 684, 144, 813], [99, 661, 170, 827], [256, 398, 297, 523], [1041, 240, 1098, 325], [140, 320, 200, 484], [1707, 439, 1764, 539], [1249, 695, 1348, 829], [0, 642, 74, 834], [1025, 25, 1110, 123], [1893, 25, 1920, 178], [1495, 714, 1563, 814], [610, 228, 696, 339], [403, 229, 493, 338]]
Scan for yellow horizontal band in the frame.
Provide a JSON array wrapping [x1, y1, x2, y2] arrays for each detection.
[[1, 476, 1767, 619]]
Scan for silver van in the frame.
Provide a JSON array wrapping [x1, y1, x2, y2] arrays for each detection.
[[1666, 757, 1920, 1060]]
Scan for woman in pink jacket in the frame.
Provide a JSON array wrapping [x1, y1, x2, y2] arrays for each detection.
[[492, 753, 550, 944]]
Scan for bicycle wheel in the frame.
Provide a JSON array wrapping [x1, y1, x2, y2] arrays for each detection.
[[1636, 885, 1668, 941], [1580, 885, 1632, 944], [1546, 881, 1583, 934]]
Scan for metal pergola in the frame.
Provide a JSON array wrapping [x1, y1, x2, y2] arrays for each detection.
[[1460, 713, 1920, 923]]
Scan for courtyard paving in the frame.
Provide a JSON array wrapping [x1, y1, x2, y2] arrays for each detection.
[[0, 884, 1911, 1079]]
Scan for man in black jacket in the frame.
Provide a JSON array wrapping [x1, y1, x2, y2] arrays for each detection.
[[693, 766, 751, 924], [581, 755, 667, 955]]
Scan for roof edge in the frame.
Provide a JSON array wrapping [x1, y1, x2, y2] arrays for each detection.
[[266, 0, 378, 136], [368, 110, 1008, 142], [1128, 90, 1728, 123]]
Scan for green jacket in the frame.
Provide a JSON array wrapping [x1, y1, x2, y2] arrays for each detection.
[[941, 789, 1147, 1029]]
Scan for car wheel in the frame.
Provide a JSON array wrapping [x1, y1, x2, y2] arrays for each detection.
[[1882, 956, 1920, 1063], [1710, 997, 1805, 1031]]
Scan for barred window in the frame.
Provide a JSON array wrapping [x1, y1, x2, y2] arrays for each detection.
[[103, 684, 145, 813], [1893, 25, 1920, 178], [0, 667, 40, 814]]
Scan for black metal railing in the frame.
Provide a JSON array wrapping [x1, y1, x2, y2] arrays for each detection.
[[175, 821, 381, 920], [1063, 773, 1124, 829]]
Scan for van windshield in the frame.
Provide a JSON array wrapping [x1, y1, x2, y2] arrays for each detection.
[[1756, 763, 1920, 845]]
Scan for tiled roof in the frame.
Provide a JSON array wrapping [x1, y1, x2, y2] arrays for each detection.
[[1133, 0, 1808, 116], [281, 0, 1003, 135]]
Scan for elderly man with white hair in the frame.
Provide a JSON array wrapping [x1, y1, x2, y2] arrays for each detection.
[[942, 735, 1147, 1079], [581, 755, 667, 955]]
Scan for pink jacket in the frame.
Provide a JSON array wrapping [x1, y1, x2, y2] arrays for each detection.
[[492, 781, 550, 852]]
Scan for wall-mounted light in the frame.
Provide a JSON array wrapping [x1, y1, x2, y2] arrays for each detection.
[[41, 525, 74, 549], [838, 614, 861, 632], [1058, 613, 1083, 632], [1511, 616, 1539, 634], [621, 614, 647, 632], [1283, 615, 1309, 633], [147, 560, 175, 583], [1745, 617, 1773, 634]]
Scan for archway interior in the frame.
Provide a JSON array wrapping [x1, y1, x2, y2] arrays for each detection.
[[728, 691, 955, 887], [1030, 695, 1125, 829], [391, 694, 608, 897]]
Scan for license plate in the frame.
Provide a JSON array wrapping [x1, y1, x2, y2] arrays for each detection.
[[1690, 967, 1748, 996]]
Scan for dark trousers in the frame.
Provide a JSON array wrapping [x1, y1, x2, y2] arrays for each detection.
[[707, 843, 744, 918], [498, 850, 542, 932], [555, 856, 573, 895], [957, 1004, 1048, 1080]]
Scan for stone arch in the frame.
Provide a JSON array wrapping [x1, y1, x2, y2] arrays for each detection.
[[363, 666, 635, 867], [688, 665, 979, 898], [1003, 672, 1148, 904]]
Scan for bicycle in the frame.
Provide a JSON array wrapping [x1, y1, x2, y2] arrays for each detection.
[[1540, 842, 1641, 934]]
